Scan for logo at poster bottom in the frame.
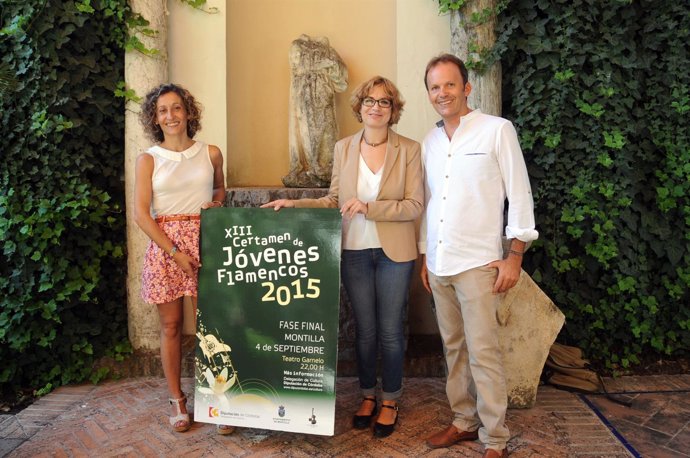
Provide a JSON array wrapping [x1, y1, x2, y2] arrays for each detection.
[[209, 406, 220, 418]]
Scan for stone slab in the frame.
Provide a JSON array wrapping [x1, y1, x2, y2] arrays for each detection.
[[498, 270, 565, 408]]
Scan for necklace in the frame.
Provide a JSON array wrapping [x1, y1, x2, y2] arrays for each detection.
[[362, 135, 387, 147]]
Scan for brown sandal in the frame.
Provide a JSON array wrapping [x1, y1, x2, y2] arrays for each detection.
[[217, 424, 235, 435], [168, 394, 191, 432]]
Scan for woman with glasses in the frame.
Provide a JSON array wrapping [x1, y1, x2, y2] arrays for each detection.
[[134, 83, 234, 436], [262, 76, 423, 438]]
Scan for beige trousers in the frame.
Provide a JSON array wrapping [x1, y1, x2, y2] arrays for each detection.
[[429, 266, 510, 450]]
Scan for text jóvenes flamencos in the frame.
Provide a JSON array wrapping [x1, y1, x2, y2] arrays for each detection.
[[215, 228, 322, 306]]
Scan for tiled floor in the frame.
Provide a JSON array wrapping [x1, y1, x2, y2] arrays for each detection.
[[1, 374, 688, 457], [582, 376, 690, 458]]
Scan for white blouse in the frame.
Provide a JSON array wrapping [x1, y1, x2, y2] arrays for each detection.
[[343, 154, 383, 251], [145, 141, 214, 217]]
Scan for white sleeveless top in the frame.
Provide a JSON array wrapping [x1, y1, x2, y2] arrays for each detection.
[[145, 141, 214, 217], [343, 155, 383, 250]]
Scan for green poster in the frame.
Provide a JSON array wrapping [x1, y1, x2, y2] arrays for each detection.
[[194, 207, 342, 436]]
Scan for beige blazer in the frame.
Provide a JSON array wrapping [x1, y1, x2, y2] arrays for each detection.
[[294, 129, 424, 262]]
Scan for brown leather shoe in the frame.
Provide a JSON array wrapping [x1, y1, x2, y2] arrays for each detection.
[[482, 448, 508, 458], [426, 424, 479, 448]]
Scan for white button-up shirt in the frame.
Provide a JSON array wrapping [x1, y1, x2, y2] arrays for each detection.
[[419, 110, 538, 276]]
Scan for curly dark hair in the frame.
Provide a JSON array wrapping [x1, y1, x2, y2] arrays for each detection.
[[139, 83, 202, 143], [349, 76, 405, 126]]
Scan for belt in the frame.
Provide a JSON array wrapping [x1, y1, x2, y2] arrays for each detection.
[[155, 214, 201, 223]]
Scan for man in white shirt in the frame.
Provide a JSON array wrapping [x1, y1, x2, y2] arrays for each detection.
[[419, 54, 538, 458]]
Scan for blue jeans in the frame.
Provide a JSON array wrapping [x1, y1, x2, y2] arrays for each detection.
[[341, 248, 414, 400]]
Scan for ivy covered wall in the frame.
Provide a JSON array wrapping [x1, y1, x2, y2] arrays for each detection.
[[0, 0, 129, 398], [498, 0, 689, 370]]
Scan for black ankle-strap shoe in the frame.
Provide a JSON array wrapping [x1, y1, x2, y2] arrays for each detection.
[[373, 403, 398, 438], [352, 397, 377, 429]]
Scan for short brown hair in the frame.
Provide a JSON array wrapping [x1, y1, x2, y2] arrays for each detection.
[[424, 53, 469, 90], [349, 76, 405, 126], [139, 83, 202, 143]]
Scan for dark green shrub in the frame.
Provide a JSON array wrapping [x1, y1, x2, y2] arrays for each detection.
[[0, 0, 129, 399], [499, 0, 689, 369]]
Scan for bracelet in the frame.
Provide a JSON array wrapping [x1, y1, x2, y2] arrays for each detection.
[[170, 245, 178, 256], [508, 249, 524, 257], [212, 200, 224, 207]]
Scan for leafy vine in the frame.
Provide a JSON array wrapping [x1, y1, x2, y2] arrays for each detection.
[[1, 0, 130, 400], [498, 0, 689, 370]]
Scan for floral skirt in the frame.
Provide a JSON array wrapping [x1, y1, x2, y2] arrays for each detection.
[[141, 217, 200, 304]]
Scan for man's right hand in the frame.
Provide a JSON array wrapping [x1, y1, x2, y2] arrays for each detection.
[[420, 255, 431, 293]]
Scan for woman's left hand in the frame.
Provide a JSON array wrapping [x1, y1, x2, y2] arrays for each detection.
[[173, 251, 200, 278], [340, 197, 368, 219]]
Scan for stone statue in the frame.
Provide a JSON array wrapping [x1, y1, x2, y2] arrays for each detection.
[[283, 34, 348, 188]]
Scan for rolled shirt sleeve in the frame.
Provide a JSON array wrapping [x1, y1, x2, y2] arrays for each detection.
[[496, 121, 539, 243]]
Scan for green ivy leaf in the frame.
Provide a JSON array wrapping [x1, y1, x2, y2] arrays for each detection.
[[75, 1, 95, 14], [575, 98, 605, 118], [554, 69, 575, 81], [603, 130, 626, 149], [114, 81, 142, 103], [596, 152, 614, 168]]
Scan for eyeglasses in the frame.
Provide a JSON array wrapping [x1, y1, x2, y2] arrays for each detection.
[[362, 97, 392, 108]]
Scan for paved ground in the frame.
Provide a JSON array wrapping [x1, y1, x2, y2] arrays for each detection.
[[1, 375, 688, 457]]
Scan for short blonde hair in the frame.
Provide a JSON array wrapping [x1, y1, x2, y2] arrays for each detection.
[[349, 76, 405, 126]]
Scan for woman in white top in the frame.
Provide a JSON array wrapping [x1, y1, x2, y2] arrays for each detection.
[[262, 76, 424, 438], [133, 84, 232, 434]]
